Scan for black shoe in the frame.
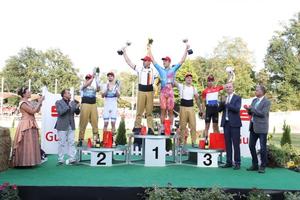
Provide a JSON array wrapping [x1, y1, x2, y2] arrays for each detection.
[[148, 128, 154, 135], [221, 163, 233, 168], [258, 167, 265, 173], [191, 143, 197, 148], [246, 166, 259, 171], [233, 164, 240, 170], [77, 139, 83, 147], [132, 128, 141, 134]]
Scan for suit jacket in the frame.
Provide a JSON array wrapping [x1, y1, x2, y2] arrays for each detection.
[[248, 96, 271, 134], [219, 94, 242, 128], [54, 99, 80, 131]]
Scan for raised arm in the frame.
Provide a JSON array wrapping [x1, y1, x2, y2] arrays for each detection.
[[147, 45, 158, 66], [81, 77, 94, 90], [21, 99, 43, 115], [122, 48, 136, 70], [178, 44, 190, 65]]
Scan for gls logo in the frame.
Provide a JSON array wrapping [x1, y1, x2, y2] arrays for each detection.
[[51, 106, 58, 117], [240, 110, 251, 121], [45, 131, 59, 142]]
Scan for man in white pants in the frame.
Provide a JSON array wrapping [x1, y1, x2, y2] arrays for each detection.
[[55, 89, 80, 165], [101, 72, 120, 133]]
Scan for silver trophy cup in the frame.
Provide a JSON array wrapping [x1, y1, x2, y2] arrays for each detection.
[[117, 41, 131, 55]]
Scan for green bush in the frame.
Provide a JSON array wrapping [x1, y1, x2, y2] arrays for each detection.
[[247, 189, 271, 200], [144, 186, 235, 200], [267, 144, 287, 167], [144, 186, 181, 200], [267, 144, 300, 167], [115, 118, 127, 145], [281, 121, 292, 146], [196, 187, 235, 200], [284, 191, 300, 200], [180, 188, 202, 200]]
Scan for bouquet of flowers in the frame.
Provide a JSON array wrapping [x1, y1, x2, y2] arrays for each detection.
[[0, 182, 20, 200]]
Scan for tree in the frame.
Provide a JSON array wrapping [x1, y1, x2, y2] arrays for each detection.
[[280, 121, 292, 146], [0, 47, 80, 94], [116, 117, 127, 145], [211, 37, 255, 98], [264, 13, 300, 111], [118, 71, 137, 97], [175, 37, 255, 101]]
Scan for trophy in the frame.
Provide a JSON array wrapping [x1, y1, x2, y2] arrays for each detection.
[[93, 66, 100, 76], [183, 39, 193, 55], [117, 41, 131, 55], [147, 38, 153, 46], [225, 65, 236, 83], [113, 80, 121, 91]]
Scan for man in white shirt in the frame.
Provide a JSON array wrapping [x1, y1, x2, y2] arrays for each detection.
[[175, 72, 202, 146], [122, 48, 155, 135], [219, 82, 242, 170]]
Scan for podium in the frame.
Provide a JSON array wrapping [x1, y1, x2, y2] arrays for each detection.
[[180, 147, 224, 168], [77, 145, 128, 167], [128, 135, 178, 167]]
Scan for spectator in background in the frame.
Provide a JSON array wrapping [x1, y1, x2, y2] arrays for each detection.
[[55, 89, 80, 165], [12, 87, 44, 167], [244, 85, 271, 173]]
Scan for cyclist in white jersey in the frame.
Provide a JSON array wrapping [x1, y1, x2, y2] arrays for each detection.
[[101, 72, 120, 134]]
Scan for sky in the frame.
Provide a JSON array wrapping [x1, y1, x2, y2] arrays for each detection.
[[0, 0, 299, 76]]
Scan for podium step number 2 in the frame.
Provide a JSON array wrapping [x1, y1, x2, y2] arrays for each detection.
[[90, 151, 112, 167]]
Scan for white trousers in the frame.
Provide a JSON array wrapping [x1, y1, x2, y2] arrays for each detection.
[[57, 126, 77, 162]]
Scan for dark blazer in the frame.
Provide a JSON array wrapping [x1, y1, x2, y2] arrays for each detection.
[[219, 94, 242, 128], [54, 99, 80, 131], [248, 97, 271, 134]]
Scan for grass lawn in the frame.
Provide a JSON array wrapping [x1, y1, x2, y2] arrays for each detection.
[[271, 133, 300, 149]]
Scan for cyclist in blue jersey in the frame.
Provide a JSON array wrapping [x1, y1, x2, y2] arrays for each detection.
[[147, 43, 190, 133]]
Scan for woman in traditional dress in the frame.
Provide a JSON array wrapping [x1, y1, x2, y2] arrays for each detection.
[[12, 87, 44, 167]]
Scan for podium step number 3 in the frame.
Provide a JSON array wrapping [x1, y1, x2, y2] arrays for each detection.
[[197, 152, 219, 167]]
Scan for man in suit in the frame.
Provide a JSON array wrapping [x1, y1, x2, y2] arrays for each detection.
[[244, 85, 271, 173], [219, 82, 242, 170], [55, 89, 80, 165]]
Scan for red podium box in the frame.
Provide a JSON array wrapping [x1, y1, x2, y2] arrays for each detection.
[[209, 133, 225, 151], [103, 131, 113, 148]]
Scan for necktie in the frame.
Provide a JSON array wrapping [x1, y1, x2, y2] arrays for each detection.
[[225, 95, 230, 120], [254, 99, 260, 108]]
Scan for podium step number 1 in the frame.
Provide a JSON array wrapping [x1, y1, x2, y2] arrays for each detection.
[[145, 138, 166, 167]]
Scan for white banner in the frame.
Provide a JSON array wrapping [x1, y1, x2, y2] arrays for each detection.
[[239, 98, 254, 157], [41, 87, 61, 154]]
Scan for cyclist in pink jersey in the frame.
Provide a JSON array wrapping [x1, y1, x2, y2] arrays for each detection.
[[147, 43, 190, 133]]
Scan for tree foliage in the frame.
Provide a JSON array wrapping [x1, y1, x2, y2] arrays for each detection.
[[0, 47, 80, 94], [175, 37, 255, 106], [264, 13, 300, 111]]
